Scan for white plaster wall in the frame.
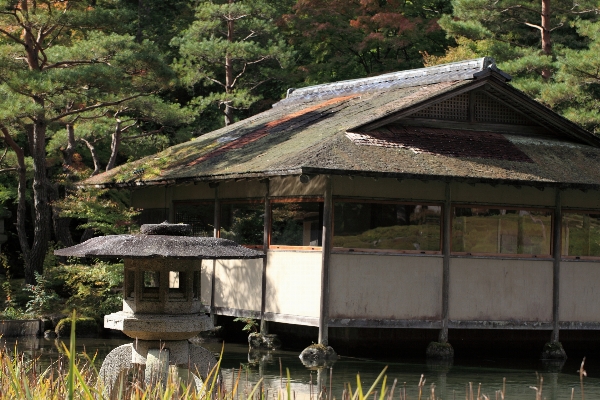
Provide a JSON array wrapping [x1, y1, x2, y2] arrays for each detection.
[[265, 250, 322, 318], [270, 175, 326, 197], [214, 259, 263, 312], [449, 258, 553, 321], [451, 183, 555, 206], [220, 180, 267, 199], [201, 260, 214, 306], [333, 177, 445, 200], [562, 189, 600, 209], [131, 186, 169, 209], [329, 254, 443, 319], [172, 183, 215, 201], [559, 261, 600, 322]]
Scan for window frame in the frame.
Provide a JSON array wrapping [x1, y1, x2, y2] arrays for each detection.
[[219, 199, 265, 249], [450, 204, 554, 258], [173, 200, 216, 237], [331, 198, 443, 255], [269, 197, 324, 250], [561, 209, 600, 260]]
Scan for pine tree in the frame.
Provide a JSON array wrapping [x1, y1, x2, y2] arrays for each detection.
[[434, 0, 599, 95], [171, 0, 294, 126], [0, 0, 173, 283]]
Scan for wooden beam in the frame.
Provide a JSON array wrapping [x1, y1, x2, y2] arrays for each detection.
[[399, 118, 551, 135], [210, 186, 220, 324], [260, 180, 271, 333], [440, 183, 451, 343], [318, 176, 333, 345], [552, 188, 562, 342]]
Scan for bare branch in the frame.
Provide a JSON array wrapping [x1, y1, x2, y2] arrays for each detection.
[[524, 22, 543, 31], [51, 94, 147, 121], [122, 127, 165, 141], [206, 77, 226, 88], [44, 60, 111, 70], [0, 27, 26, 46], [231, 56, 269, 88]]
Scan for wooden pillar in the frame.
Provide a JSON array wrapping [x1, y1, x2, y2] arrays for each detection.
[[166, 186, 174, 222], [318, 176, 333, 345], [552, 188, 562, 342], [260, 180, 270, 334], [439, 182, 451, 343], [210, 185, 220, 323]]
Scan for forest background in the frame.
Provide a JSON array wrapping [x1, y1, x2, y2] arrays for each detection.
[[0, 0, 599, 296]]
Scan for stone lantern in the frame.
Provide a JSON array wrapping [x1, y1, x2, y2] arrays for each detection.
[[55, 222, 264, 395]]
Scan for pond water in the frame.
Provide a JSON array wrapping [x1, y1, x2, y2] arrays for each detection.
[[2, 336, 599, 400]]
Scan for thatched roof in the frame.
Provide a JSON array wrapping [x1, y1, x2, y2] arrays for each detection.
[[83, 58, 600, 189]]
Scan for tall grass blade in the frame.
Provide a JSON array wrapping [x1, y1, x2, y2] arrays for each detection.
[[67, 310, 77, 400]]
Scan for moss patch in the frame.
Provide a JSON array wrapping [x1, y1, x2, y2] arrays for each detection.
[[55, 317, 98, 337]]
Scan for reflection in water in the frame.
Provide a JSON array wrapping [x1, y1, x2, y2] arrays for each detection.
[[2, 338, 599, 400]]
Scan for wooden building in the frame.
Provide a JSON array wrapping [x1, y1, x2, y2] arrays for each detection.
[[87, 58, 600, 356]]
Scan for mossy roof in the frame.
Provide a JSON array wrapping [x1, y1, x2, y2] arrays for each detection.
[[85, 58, 600, 190]]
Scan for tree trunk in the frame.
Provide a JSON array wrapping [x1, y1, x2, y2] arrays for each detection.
[[106, 119, 122, 171], [1, 126, 30, 277], [541, 0, 552, 79], [27, 118, 52, 284], [81, 138, 102, 176], [79, 228, 96, 243], [49, 184, 74, 248], [224, 3, 235, 126]]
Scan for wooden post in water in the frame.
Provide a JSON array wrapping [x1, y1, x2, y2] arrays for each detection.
[[260, 180, 270, 334], [318, 176, 333, 345], [440, 183, 451, 344]]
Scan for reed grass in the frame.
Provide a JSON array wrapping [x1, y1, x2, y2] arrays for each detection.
[[0, 312, 589, 399]]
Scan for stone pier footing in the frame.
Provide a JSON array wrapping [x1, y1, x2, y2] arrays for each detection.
[[299, 344, 338, 369], [541, 341, 567, 360], [248, 333, 282, 350], [426, 341, 454, 360]]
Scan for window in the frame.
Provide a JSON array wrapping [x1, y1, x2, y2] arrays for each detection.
[[562, 212, 600, 258], [174, 202, 215, 236], [169, 271, 186, 299], [142, 271, 160, 300], [220, 202, 264, 246], [452, 207, 552, 256], [270, 201, 323, 247], [125, 270, 135, 299], [333, 201, 442, 252]]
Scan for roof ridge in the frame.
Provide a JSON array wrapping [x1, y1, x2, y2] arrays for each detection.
[[274, 57, 499, 107]]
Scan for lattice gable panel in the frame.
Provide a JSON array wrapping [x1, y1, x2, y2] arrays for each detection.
[[410, 91, 536, 126]]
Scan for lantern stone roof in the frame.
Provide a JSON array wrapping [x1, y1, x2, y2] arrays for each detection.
[[83, 58, 600, 190], [55, 223, 264, 259]]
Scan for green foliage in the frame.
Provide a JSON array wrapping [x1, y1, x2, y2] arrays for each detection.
[[55, 187, 139, 235], [0, 254, 26, 320], [46, 261, 123, 321], [24, 272, 60, 316], [539, 21, 600, 134], [234, 317, 259, 333]]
